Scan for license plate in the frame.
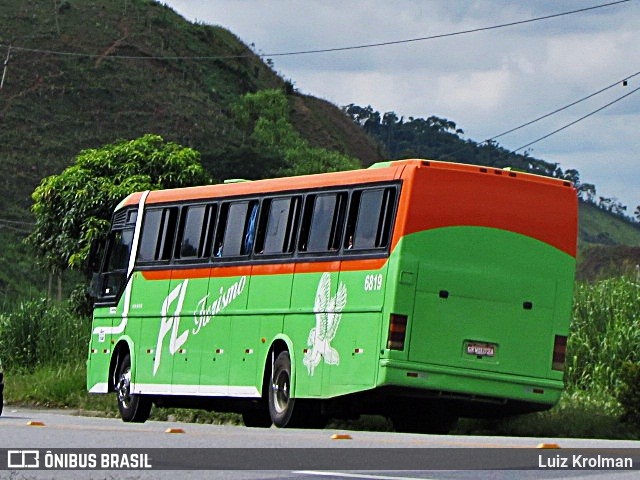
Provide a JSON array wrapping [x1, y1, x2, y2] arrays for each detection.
[[466, 342, 495, 357]]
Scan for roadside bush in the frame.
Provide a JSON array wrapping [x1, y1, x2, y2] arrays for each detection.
[[0, 298, 90, 371], [566, 276, 640, 392], [618, 361, 640, 427]]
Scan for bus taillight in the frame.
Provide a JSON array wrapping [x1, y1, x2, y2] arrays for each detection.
[[387, 314, 408, 350], [552, 335, 567, 371]]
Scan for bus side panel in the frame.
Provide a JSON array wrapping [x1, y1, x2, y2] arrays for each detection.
[[130, 272, 172, 391], [322, 265, 388, 396], [245, 264, 293, 394], [207, 273, 252, 393], [286, 312, 324, 397], [288, 267, 341, 397], [87, 307, 114, 392], [167, 274, 211, 394], [198, 316, 231, 394], [247, 263, 294, 311]]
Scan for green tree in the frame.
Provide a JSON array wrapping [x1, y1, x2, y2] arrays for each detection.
[[27, 134, 210, 277], [232, 89, 359, 177]]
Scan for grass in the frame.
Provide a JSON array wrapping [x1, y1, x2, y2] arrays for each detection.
[[3, 364, 243, 424], [5, 364, 114, 415], [454, 390, 635, 439]]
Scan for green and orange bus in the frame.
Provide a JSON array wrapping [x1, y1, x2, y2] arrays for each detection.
[[87, 159, 577, 432]]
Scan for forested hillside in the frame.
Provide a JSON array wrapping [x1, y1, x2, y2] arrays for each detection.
[[0, 0, 379, 220]]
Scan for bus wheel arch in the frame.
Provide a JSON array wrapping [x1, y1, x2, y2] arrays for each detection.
[[109, 341, 131, 392], [261, 339, 291, 398], [263, 339, 326, 428], [109, 340, 151, 423], [114, 352, 152, 423]]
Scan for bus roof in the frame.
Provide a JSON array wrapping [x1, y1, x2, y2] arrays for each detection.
[[117, 159, 572, 209]]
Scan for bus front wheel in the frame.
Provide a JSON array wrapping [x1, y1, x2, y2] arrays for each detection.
[[115, 354, 151, 423]]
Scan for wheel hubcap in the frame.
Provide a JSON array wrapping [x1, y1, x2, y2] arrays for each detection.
[[116, 368, 132, 409], [272, 370, 290, 414]]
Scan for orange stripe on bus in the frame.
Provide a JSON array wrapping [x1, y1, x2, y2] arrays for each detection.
[[140, 258, 387, 281]]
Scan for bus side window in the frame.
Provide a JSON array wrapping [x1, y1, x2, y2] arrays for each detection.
[[253, 198, 271, 255], [200, 204, 217, 258], [212, 203, 229, 258], [215, 200, 259, 258], [175, 204, 217, 260], [283, 196, 301, 253], [258, 196, 301, 255], [137, 207, 179, 263], [376, 187, 396, 247], [300, 192, 347, 253], [345, 187, 396, 250], [137, 209, 162, 263], [243, 201, 259, 255], [297, 195, 315, 252]]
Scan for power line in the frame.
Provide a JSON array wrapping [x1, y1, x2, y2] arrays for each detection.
[[0, 0, 630, 61], [442, 70, 639, 159], [0, 218, 34, 226], [511, 83, 640, 153], [265, 0, 631, 57], [485, 70, 640, 144]]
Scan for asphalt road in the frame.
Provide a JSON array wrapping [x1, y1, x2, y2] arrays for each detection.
[[1, 407, 639, 480]]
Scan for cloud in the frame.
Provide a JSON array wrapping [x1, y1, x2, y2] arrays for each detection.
[[163, 0, 640, 210]]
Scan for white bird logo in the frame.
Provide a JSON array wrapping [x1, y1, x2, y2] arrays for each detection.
[[303, 272, 348, 376]]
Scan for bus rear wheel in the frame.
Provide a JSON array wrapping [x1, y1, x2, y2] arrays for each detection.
[[115, 354, 151, 423], [269, 351, 296, 427], [268, 351, 327, 428]]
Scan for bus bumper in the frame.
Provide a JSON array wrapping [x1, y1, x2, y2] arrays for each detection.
[[378, 359, 563, 411]]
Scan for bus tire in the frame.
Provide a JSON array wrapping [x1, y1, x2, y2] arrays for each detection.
[[115, 354, 151, 423], [268, 351, 298, 427]]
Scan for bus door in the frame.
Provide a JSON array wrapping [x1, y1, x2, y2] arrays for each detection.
[[132, 206, 180, 391], [88, 211, 137, 392]]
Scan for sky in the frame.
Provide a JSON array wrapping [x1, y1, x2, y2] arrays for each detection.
[[162, 0, 640, 214]]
